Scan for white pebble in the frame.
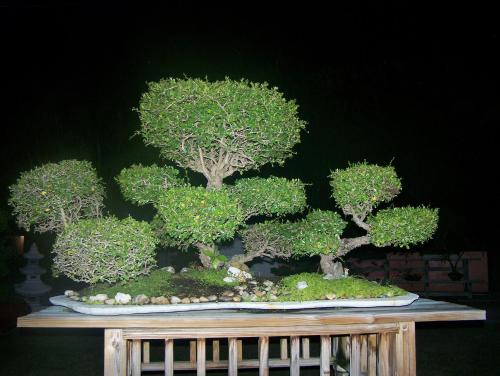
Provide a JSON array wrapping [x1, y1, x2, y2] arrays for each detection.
[[296, 281, 308, 290]]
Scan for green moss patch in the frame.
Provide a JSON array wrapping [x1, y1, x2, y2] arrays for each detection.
[[277, 273, 406, 301]]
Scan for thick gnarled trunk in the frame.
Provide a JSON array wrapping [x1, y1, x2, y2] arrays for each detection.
[[319, 254, 345, 278]]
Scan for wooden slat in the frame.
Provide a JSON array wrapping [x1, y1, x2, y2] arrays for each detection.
[[237, 339, 243, 361], [350, 334, 361, 376], [122, 323, 399, 339], [143, 341, 150, 364], [131, 339, 141, 376], [301, 337, 310, 359], [228, 338, 238, 376], [377, 333, 391, 376], [164, 339, 174, 376], [127, 340, 132, 376], [212, 340, 220, 362], [17, 299, 486, 329], [197, 338, 206, 376], [320, 335, 331, 376], [396, 322, 416, 376], [290, 336, 300, 376], [258, 336, 269, 376], [360, 335, 367, 372], [280, 338, 288, 360], [367, 334, 377, 376], [104, 329, 127, 376], [189, 340, 196, 364]]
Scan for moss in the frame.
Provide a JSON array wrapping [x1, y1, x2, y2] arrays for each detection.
[[183, 268, 239, 287], [276, 273, 406, 301]]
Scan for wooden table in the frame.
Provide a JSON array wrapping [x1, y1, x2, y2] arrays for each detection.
[[18, 298, 485, 376]]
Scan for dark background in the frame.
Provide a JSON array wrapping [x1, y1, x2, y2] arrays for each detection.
[[1, 3, 498, 287]]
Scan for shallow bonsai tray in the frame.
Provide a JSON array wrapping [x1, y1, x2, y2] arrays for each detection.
[[49, 293, 419, 315]]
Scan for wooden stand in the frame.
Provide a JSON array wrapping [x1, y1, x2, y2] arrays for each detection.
[[18, 299, 485, 376]]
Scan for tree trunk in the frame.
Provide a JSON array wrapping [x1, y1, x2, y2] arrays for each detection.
[[206, 175, 223, 190], [195, 243, 216, 268], [319, 254, 344, 278]]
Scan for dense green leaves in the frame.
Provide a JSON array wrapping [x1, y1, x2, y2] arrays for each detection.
[[116, 164, 184, 205], [53, 217, 158, 284], [228, 177, 307, 219], [330, 162, 401, 217], [156, 186, 244, 246], [138, 77, 306, 175], [8, 160, 105, 233], [369, 207, 439, 248]]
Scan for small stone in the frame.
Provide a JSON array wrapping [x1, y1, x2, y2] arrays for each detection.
[[207, 295, 217, 302], [219, 296, 233, 302], [114, 293, 132, 304], [162, 266, 176, 273], [199, 296, 209, 303], [190, 297, 200, 303], [268, 294, 278, 301], [326, 293, 337, 300], [222, 291, 234, 297], [229, 261, 250, 272], [250, 294, 258, 301], [254, 290, 265, 297], [154, 296, 170, 305], [180, 267, 189, 273], [296, 281, 308, 290], [133, 294, 150, 305], [223, 277, 236, 283], [81, 296, 88, 302], [228, 266, 242, 276], [323, 273, 334, 280], [232, 296, 241, 302], [105, 299, 116, 305], [263, 280, 274, 287], [94, 294, 108, 302], [181, 297, 191, 304], [170, 296, 181, 304], [64, 290, 79, 297], [69, 295, 81, 301], [240, 291, 250, 299], [88, 295, 103, 303], [248, 280, 258, 285]]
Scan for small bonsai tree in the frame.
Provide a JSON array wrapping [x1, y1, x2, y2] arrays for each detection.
[[243, 162, 439, 278], [117, 77, 308, 267], [8, 160, 105, 233], [52, 217, 158, 284]]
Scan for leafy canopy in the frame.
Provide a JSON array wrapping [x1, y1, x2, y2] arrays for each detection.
[[53, 217, 158, 284], [116, 164, 184, 205], [138, 77, 306, 181], [8, 160, 105, 233], [155, 186, 244, 246], [228, 177, 307, 219]]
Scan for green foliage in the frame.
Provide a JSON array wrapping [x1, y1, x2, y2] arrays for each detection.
[[138, 77, 306, 173], [150, 214, 189, 249], [8, 160, 105, 233], [277, 273, 406, 301], [330, 162, 401, 216], [156, 186, 244, 246], [228, 177, 307, 219], [116, 164, 184, 205], [369, 207, 439, 248], [53, 217, 158, 284], [183, 268, 238, 287], [288, 210, 347, 257]]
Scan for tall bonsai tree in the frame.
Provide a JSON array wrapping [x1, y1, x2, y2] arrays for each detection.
[[242, 162, 439, 278], [117, 77, 308, 268]]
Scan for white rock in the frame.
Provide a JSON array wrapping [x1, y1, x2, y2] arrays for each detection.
[[94, 294, 109, 302], [180, 267, 189, 273], [296, 281, 308, 290], [263, 280, 274, 287], [64, 290, 78, 297], [323, 273, 334, 280], [163, 266, 176, 273], [227, 266, 241, 276], [170, 296, 181, 304], [114, 292, 132, 304], [105, 299, 116, 305], [223, 276, 236, 283]]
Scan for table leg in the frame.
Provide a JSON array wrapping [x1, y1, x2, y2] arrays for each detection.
[[396, 322, 416, 376], [104, 329, 127, 376]]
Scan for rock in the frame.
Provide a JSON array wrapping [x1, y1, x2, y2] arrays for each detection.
[[81, 296, 88, 302], [296, 281, 308, 290], [250, 294, 258, 301], [190, 297, 200, 303], [114, 293, 132, 304], [105, 299, 116, 305], [323, 273, 334, 280], [133, 294, 150, 305], [268, 294, 278, 301], [227, 266, 252, 281], [254, 290, 265, 297], [263, 280, 274, 287], [207, 295, 217, 302], [219, 296, 233, 302], [222, 291, 235, 297], [170, 296, 181, 304], [69, 295, 81, 301], [240, 291, 250, 299], [180, 267, 189, 273], [199, 296, 209, 303], [64, 290, 79, 297], [248, 280, 258, 285], [94, 294, 108, 302], [181, 297, 191, 304], [229, 261, 250, 272], [232, 296, 241, 302], [153, 296, 170, 305], [162, 266, 176, 273], [223, 277, 236, 283], [325, 293, 337, 300]]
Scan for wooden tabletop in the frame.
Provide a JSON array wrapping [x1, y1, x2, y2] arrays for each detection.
[[17, 299, 485, 329]]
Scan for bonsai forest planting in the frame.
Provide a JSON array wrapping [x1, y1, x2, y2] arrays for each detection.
[[8, 77, 439, 309]]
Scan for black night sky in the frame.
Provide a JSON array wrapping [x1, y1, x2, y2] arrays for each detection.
[[1, 3, 499, 287]]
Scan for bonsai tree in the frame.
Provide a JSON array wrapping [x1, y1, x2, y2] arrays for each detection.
[[117, 77, 308, 268], [52, 216, 158, 284], [8, 160, 105, 233], [242, 162, 439, 278]]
